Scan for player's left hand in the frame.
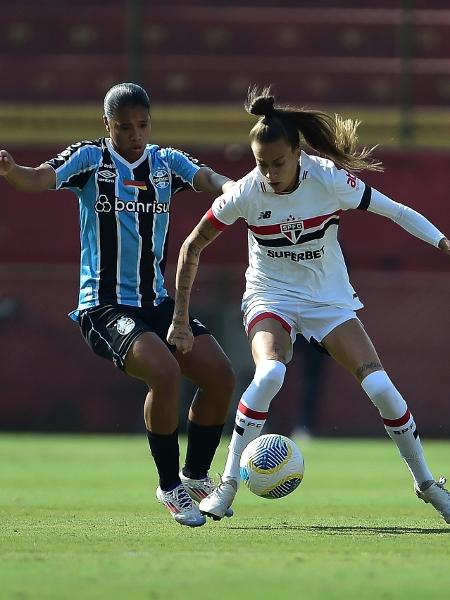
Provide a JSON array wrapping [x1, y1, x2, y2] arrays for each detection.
[[0, 150, 16, 176], [167, 321, 194, 354]]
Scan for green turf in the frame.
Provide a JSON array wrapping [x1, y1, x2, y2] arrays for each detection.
[[1, 435, 449, 599]]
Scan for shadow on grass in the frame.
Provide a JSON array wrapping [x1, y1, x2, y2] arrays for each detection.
[[228, 524, 449, 535]]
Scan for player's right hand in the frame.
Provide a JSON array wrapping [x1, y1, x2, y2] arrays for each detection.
[[0, 150, 16, 176], [167, 321, 194, 354]]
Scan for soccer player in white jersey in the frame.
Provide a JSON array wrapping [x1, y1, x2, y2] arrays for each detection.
[[0, 83, 237, 527], [167, 86, 450, 524]]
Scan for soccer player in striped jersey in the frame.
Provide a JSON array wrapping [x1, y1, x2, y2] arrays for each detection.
[[167, 86, 450, 524], [0, 82, 237, 527]]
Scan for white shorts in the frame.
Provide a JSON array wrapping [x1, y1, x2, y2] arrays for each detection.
[[242, 292, 360, 350]]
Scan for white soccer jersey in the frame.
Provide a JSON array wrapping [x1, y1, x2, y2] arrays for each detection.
[[207, 151, 444, 309]]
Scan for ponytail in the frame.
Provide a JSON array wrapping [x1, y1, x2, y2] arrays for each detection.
[[246, 86, 383, 172]]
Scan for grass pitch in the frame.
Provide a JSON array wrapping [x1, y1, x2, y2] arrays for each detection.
[[1, 435, 449, 600]]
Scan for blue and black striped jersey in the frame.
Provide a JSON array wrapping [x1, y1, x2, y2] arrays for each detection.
[[46, 138, 203, 319]]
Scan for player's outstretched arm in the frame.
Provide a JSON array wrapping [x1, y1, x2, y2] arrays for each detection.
[[167, 216, 223, 354], [0, 150, 55, 192], [367, 188, 449, 255], [193, 167, 235, 196]]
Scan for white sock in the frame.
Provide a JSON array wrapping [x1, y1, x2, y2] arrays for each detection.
[[222, 359, 286, 481], [361, 370, 434, 486]]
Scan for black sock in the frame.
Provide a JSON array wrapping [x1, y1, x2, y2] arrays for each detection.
[[182, 421, 224, 480], [146, 429, 181, 491]]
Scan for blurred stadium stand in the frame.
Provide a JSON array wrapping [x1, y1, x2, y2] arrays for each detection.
[[1, 0, 449, 436], [2, 1, 450, 107]]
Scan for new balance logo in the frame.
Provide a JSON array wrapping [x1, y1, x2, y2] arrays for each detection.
[[258, 211, 272, 219]]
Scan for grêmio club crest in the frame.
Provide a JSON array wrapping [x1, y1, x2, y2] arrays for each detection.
[[280, 215, 303, 243]]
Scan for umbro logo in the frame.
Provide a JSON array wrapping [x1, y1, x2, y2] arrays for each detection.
[[98, 169, 116, 180], [258, 211, 272, 219]]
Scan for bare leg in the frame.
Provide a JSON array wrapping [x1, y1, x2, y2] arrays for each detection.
[[321, 318, 382, 383], [125, 332, 181, 433], [125, 332, 182, 491], [175, 334, 235, 479], [175, 334, 235, 425]]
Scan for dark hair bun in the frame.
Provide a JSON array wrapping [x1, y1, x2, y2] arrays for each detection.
[[249, 95, 275, 117]]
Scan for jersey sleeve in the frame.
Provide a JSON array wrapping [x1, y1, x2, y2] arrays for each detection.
[[207, 185, 244, 230], [45, 141, 99, 191], [367, 188, 444, 247], [332, 166, 372, 211], [167, 148, 207, 194]]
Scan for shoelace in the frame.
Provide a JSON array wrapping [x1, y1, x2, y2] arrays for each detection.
[[201, 477, 214, 491], [215, 474, 227, 491], [174, 486, 195, 510], [215, 474, 237, 493]]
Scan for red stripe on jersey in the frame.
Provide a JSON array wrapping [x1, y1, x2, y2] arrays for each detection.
[[237, 401, 268, 421], [383, 409, 411, 428], [248, 223, 281, 235], [247, 312, 292, 335], [124, 179, 146, 187], [303, 210, 341, 229], [248, 210, 341, 236], [205, 208, 228, 231]]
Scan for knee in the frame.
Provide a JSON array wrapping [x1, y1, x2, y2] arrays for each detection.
[[154, 358, 181, 390], [361, 370, 406, 417], [142, 355, 181, 391], [126, 335, 182, 390], [254, 359, 286, 397], [199, 355, 236, 398], [361, 370, 394, 400]]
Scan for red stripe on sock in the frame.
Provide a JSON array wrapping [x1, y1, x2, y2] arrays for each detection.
[[238, 401, 267, 421], [383, 409, 411, 428]]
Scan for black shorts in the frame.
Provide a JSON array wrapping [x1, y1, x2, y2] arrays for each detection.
[[78, 297, 209, 370]]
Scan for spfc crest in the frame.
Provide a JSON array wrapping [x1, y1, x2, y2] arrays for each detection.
[[280, 217, 303, 243]]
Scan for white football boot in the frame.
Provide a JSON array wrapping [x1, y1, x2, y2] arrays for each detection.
[[199, 477, 238, 521], [156, 483, 206, 527], [179, 472, 234, 517], [415, 476, 450, 524]]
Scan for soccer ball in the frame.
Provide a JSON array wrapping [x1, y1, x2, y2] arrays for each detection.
[[239, 434, 305, 499]]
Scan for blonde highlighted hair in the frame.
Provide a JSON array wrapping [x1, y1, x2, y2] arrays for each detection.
[[245, 86, 383, 172]]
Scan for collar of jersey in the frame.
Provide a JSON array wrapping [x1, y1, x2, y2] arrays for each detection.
[[255, 156, 302, 195], [106, 138, 149, 169]]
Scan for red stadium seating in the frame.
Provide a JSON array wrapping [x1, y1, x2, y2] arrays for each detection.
[[2, 52, 450, 106], [1, 3, 450, 105]]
